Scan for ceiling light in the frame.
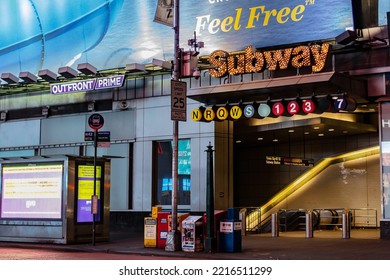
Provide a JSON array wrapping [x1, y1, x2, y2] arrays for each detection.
[[152, 58, 172, 70], [77, 63, 97, 75], [19, 71, 38, 83], [1, 72, 19, 84], [0, 111, 7, 121], [58, 66, 78, 78], [335, 30, 357, 45], [257, 137, 264, 141], [38, 69, 57, 82], [125, 63, 145, 72]]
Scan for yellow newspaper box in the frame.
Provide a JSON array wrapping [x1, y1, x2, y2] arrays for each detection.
[[152, 206, 162, 218], [144, 217, 157, 248]]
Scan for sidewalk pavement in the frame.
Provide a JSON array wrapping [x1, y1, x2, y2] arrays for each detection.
[[1, 229, 390, 260]]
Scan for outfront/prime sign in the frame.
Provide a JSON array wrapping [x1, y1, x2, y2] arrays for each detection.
[[51, 75, 125, 94]]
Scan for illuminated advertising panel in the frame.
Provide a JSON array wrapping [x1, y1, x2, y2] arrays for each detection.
[[0, 163, 63, 219], [1, 1, 389, 78], [0, 0, 360, 76], [380, 102, 390, 219], [76, 164, 102, 223], [178, 139, 191, 175]]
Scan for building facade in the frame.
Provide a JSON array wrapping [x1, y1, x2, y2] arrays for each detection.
[[0, 0, 390, 238]]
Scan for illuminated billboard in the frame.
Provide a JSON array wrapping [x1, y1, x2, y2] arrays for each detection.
[[0, 163, 63, 219], [0, 0, 388, 77], [76, 164, 102, 223]]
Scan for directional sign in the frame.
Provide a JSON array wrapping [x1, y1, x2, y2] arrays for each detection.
[[171, 80, 187, 121], [84, 131, 110, 142]]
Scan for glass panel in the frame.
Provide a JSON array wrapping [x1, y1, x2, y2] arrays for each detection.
[[0, 162, 63, 219], [155, 139, 191, 206], [380, 102, 390, 219]]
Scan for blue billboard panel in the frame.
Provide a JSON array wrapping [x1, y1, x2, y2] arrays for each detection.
[[2, 0, 387, 77], [0, 0, 124, 77]]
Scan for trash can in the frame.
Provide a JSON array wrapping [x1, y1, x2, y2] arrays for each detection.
[[144, 217, 157, 248], [227, 208, 239, 220], [157, 212, 170, 249], [219, 219, 242, 252], [181, 216, 204, 252]]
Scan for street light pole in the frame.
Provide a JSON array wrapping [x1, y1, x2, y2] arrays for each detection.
[[205, 142, 216, 252], [165, 0, 181, 252]]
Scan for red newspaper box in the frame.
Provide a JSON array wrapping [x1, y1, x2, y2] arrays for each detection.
[[157, 212, 170, 249]]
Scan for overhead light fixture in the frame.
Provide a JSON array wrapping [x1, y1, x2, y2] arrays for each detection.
[[336, 30, 357, 45], [87, 102, 95, 111], [42, 106, 50, 117], [77, 63, 97, 75], [58, 66, 78, 78], [1, 72, 19, 84], [0, 111, 7, 121], [38, 69, 57, 82], [19, 71, 38, 83], [125, 63, 145, 73], [151, 58, 172, 70]]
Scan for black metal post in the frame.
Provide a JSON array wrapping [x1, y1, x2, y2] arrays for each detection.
[[92, 129, 98, 246], [205, 142, 216, 252]]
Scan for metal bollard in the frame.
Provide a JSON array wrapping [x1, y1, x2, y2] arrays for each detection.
[[342, 211, 351, 239], [305, 210, 313, 238], [271, 213, 279, 237]]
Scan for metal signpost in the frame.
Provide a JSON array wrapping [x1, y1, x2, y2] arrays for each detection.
[[88, 113, 104, 246], [165, 0, 182, 252], [171, 80, 187, 122]]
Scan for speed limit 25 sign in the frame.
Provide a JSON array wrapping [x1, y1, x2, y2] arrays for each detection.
[[171, 80, 187, 121]]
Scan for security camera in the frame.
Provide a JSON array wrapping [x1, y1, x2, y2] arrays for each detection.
[[193, 68, 201, 80]]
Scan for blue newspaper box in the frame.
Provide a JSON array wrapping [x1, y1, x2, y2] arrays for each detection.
[[219, 219, 242, 252]]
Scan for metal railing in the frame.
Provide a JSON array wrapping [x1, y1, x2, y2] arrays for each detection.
[[241, 207, 378, 235], [350, 208, 378, 228], [313, 208, 345, 229]]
